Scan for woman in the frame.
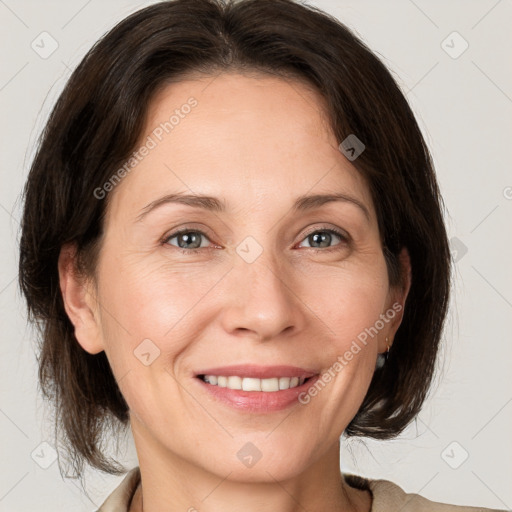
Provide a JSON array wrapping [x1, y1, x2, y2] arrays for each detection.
[[17, 0, 505, 511]]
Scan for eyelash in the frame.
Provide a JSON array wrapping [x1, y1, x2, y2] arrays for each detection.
[[161, 226, 350, 255]]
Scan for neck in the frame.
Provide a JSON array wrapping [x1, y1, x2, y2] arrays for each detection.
[[128, 421, 371, 512]]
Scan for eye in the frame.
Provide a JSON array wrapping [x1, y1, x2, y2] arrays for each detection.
[[163, 229, 213, 253], [298, 227, 349, 251]]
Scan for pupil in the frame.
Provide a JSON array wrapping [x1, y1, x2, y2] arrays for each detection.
[[179, 232, 200, 249], [311, 232, 330, 248]]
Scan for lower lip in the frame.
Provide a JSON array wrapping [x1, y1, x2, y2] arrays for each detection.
[[195, 375, 320, 413]]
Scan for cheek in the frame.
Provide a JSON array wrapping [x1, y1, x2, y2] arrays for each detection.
[[308, 259, 389, 338], [98, 252, 223, 339], [93, 251, 231, 403]]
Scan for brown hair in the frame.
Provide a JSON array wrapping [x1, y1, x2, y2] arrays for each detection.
[[18, 0, 451, 478]]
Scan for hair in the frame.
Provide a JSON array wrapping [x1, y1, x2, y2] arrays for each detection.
[[19, 0, 451, 479]]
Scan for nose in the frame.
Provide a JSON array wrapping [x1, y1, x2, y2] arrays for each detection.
[[219, 248, 306, 342]]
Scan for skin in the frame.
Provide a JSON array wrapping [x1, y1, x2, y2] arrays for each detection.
[[59, 71, 411, 512]]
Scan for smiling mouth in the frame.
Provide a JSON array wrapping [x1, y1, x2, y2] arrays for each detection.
[[196, 374, 314, 392]]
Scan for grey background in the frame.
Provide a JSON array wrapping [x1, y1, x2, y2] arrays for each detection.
[[0, 0, 511, 510]]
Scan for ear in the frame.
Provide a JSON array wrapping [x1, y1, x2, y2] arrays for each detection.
[[58, 243, 104, 355], [379, 246, 412, 353]]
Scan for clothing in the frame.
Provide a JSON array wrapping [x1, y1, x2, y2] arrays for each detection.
[[96, 466, 506, 512]]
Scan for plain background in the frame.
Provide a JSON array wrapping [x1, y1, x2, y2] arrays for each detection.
[[0, 0, 511, 510]]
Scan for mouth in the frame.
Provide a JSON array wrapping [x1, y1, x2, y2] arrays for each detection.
[[193, 365, 320, 412], [196, 374, 314, 392]]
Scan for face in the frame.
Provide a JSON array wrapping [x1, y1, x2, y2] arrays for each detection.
[[62, 72, 409, 482]]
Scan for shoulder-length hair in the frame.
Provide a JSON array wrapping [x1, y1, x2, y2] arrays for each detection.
[[19, 0, 451, 477]]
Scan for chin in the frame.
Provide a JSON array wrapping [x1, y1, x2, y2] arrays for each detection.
[[199, 437, 315, 483]]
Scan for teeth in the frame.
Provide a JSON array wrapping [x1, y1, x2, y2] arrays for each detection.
[[228, 376, 242, 390], [261, 378, 278, 391], [202, 375, 306, 391], [243, 377, 261, 391]]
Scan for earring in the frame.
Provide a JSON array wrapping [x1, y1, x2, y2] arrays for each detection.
[[385, 336, 391, 361], [375, 336, 392, 370]]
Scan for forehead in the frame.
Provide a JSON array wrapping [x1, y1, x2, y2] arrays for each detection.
[[148, 70, 331, 137], [106, 72, 375, 223]]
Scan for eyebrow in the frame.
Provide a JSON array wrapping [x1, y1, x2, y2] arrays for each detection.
[[135, 192, 371, 222]]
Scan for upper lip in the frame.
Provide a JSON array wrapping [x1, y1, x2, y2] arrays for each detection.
[[195, 364, 318, 379]]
